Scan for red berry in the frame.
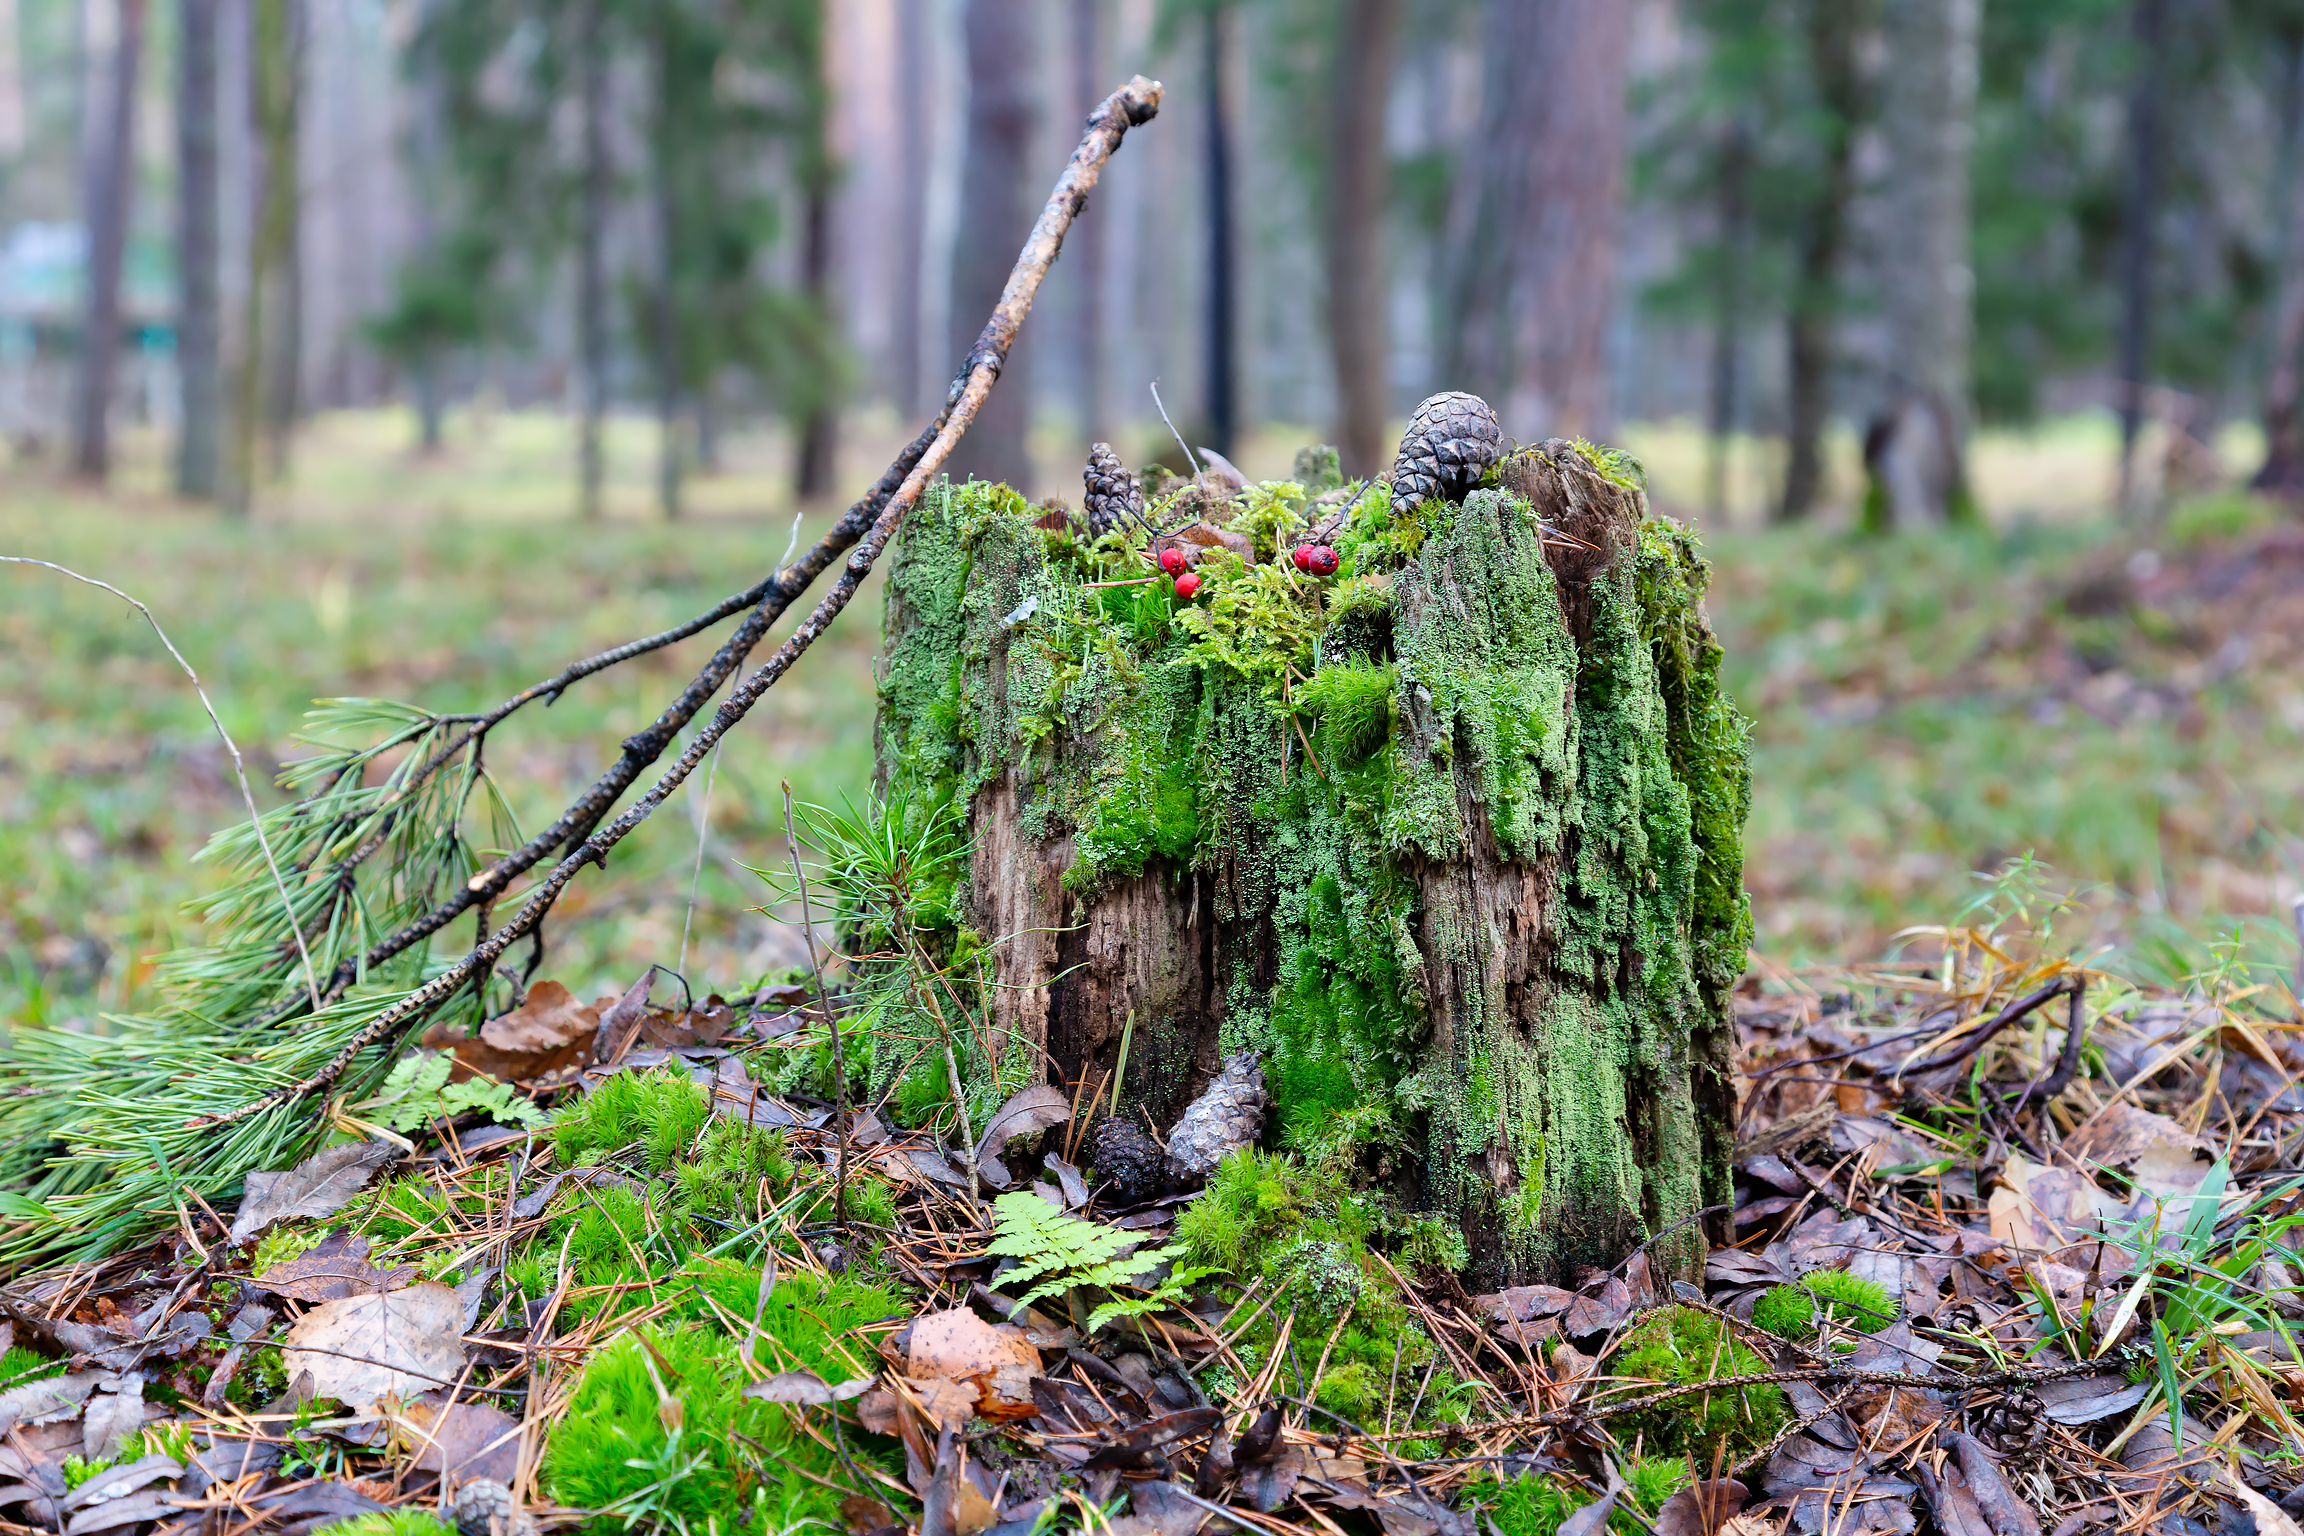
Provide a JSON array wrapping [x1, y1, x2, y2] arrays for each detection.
[[1292, 545, 1313, 572], [1174, 572, 1202, 600], [1158, 546, 1188, 575], [1308, 545, 1340, 577]]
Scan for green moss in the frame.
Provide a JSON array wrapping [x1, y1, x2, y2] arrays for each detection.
[[672, 1119, 794, 1222], [1801, 1268, 1899, 1333], [0, 1346, 63, 1385], [1479, 1457, 1686, 1536], [1607, 1305, 1786, 1463], [1750, 1283, 1816, 1340], [250, 1223, 327, 1272], [317, 1513, 457, 1536], [554, 1067, 711, 1172]]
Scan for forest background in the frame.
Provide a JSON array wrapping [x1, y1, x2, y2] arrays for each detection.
[[4, 0, 2304, 1029]]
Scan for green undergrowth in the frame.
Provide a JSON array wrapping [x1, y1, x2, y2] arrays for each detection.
[[1178, 1151, 1478, 1446], [321, 1513, 457, 1536], [875, 453, 1749, 1281], [1603, 1305, 1786, 1463], [1470, 1456, 1689, 1536], [1750, 1269, 1900, 1341]]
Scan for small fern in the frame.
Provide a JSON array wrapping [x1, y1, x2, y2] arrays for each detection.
[[357, 1049, 546, 1134], [987, 1192, 1177, 1311]]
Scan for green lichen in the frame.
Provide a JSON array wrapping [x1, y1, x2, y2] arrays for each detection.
[[874, 454, 1749, 1284]]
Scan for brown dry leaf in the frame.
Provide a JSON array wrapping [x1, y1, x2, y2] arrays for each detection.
[[974, 1086, 1071, 1174], [591, 973, 656, 1063], [247, 1232, 417, 1302], [840, 1497, 899, 1535], [78, 1384, 146, 1463], [1653, 1479, 1750, 1536], [228, 1141, 400, 1245], [423, 980, 598, 1085], [953, 1479, 998, 1536], [908, 1308, 1040, 1385], [1563, 1276, 1632, 1338], [901, 1376, 979, 1432], [2061, 1105, 2213, 1168], [0, 1371, 105, 1436], [1988, 1156, 2123, 1251], [281, 1281, 468, 1412], [855, 1389, 902, 1436], [2225, 1481, 2304, 1536], [395, 1397, 522, 1488], [743, 1371, 874, 1406]]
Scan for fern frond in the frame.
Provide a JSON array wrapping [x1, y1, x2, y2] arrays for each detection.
[[987, 1193, 1176, 1309]]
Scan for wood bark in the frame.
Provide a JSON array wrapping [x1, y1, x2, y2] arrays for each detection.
[[943, 0, 1038, 490], [176, 0, 222, 500], [71, 0, 144, 482], [227, 0, 299, 513], [577, 0, 608, 521], [2258, 33, 2304, 498], [2115, 0, 2170, 510], [1444, 0, 1630, 442], [651, 10, 682, 521], [1867, 0, 1977, 528], [1779, 0, 1859, 522], [892, 0, 929, 419], [1070, 0, 1108, 446], [882, 446, 1746, 1288], [1201, 5, 1238, 457], [1325, 0, 1400, 481]]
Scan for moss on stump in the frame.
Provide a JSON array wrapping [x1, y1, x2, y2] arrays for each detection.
[[873, 439, 1751, 1286]]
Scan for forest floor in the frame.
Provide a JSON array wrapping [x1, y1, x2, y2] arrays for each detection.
[[4, 410, 2300, 1023]]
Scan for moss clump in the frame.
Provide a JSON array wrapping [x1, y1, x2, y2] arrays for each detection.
[[1479, 1457, 1687, 1536], [0, 1346, 63, 1385], [249, 1223, 327, 1272], [672, 1119, 795, 1222], [314, 1513, 455, 1536], [1750, 1283, 1817, 1340], [555, 1066, 712, 1171], [1606, 1304, 1787, 1463], [1803, 1268, 1899, 1333]]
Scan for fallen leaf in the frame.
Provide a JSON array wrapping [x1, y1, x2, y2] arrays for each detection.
[[396, 1397, 522, 1488], [245, 1478, 389, 1536], [246, 1232, 417, 1302], [79, 1381, 145, 1462], [1948, 1433, 2040, 1536], [65, 1488, 183, 1535], [1082, 1407, 1222, 1470], [1557, 1491, 1619, 1536], [592, 973, 656, 1063], [1988, 1156, 2124, 1251], [743, 1371, 874, 1405], [57, 1454, 179, 1515], [974, 1087, 1072, 1175], [0, 1371, 104, 1436], [909, 1309, 1040, 1388], [1563, 1276, 1632, 1339], [2224, 1481, 2304, 1536], [1654, 1479, 1750, 1536], [855, 1389, 902, 1436], [901, 1376, 980, 1431], [281, 1281, 468, 1412], [228, 1141, 401, 1245], [2060, 1106, 2213, 1169], [1479, 1285, 1576, 1323], [2030, 1373, 2148, 1425], [840, 1497, 899, 1535]]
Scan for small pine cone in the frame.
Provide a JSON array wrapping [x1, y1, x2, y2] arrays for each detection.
[[1389, 392, 1503, 513], [451, 1480, 539, 1536], [1083, 442, 1145, 536], [1088, 1117, 1168, 1207], [1163, 1051, 1267, 1187]]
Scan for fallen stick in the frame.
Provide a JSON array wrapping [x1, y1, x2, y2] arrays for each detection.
[[193, 73, 1166, 1129]]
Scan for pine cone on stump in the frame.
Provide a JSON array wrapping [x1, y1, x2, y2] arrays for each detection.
[[1163, 1050, 1267, 1187], [1389, 392, 1503, 513], [1083, 442, 1144, 536]]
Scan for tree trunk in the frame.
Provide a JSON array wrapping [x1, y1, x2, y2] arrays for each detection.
[[1326, 0, 1398, 481], [1202, 5, 1237, 458], [1779, 0, 1858, 522], [943, 0, 1037, 489], [177, 0, 221, 500], [1444, 0, 1630, 442], [652, 11, 682, 521], [892, 0, 928, 420], [875, 443, 1749, 1288], [71, 0, 144, 482], [227, 0, 298, 514], [1070, 0, 1108, 447], [2114, 0, 2169, 512], [2258, 31, 2304, 498], [1865, 0, 1977, 530], [795, 2, 839, 505], [577, 0, 608, 521], [1706, 120, 1748, 516]]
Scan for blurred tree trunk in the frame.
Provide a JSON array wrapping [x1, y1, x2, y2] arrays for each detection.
[[2114, 0, 2169, 511], [71, 0, 143, 482], [576, 0, 608, 520], [1444, 0, 1630, 441], [893, 0, 927, 419], [1325, 0, 1398, 481], [943, 0, 1038, 489], [176, 0, 221, 499], [227, 0, 299, 512], [1864, 0, 1977, 530], [1779, 0, 1859, 522], [2257, 32, 2304, 498], [795, 0, 839, 503], [1706, 119, 1748, 515], [1070, 0, 1108, 447], [652, 10, 682, 520], [1202, 4, 1237, 457]]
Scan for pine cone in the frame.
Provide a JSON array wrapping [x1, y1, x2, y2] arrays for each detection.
[[1088, 1117, 1168, 1207], [1084, 442, 1144, 536], [451, 1480, 539, 1536], [1163, 1051, 1267, 1187], [1389, 392, 1503, 513]]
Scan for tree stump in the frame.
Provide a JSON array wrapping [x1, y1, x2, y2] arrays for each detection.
[[873, 438, 1751, 1286]]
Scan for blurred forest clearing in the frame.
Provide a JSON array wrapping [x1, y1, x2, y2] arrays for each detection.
[[7, 405, 2302, 1029]]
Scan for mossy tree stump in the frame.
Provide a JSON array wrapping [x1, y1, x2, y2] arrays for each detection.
[[873, 440, 1751, 1286]]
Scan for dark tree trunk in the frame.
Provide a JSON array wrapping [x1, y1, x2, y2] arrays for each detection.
[[228, 0, 298, 513], [72, 0, 145, 482], [2258, 32, 2304, 498], [893, 0, 928, 420], [943, 0, 1038, 489], [1071, 0, 1108, 446], [1202, 6, 1237, 457], [2115, 0, 2169, 512], [795, 7, 839, 506], [652, 12, 682, 521], [176, 0, 222, 500], [1779, 0, 1858, 522], [577, 0, 608, 520], [878, 445, 1750, 1288], [1326, 0, 1399, 481], [1444, 0, 1631, 440], [1706, 121, 1748, 515]]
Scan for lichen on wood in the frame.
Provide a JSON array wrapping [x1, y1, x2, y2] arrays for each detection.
[[872, 438, 1751, 1286]]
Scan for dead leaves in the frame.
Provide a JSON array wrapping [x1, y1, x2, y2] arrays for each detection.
[[420, 979, 598, 1087], [227, 1141, 400, 1246], [906, 1308, 1040, 1420], [974, 1086, 1071, 1184], [244, 1232, 416, 1302], [280, 1280, 468, 1412]]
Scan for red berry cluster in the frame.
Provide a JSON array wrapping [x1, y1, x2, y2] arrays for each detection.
[[1291, 544, 1339, 577]]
